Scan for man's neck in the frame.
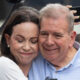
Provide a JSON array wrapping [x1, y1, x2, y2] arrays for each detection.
[[52, 47, 77, 70], [19, 63, 31, 77]]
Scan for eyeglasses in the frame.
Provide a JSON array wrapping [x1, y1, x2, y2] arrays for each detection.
[[45, 77, 57, 80]]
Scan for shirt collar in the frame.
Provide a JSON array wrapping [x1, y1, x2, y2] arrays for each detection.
[[45, 41, 80, 71]]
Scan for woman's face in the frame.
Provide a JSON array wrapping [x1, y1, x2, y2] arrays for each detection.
[[5, 22, 39, 65]]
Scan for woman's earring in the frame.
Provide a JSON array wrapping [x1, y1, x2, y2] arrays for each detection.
[[8, 45, 10, 48]]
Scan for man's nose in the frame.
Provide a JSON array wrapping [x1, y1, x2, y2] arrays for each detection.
[[46, 35, 55, 46]]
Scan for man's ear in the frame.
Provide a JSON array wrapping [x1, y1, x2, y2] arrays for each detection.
[[70, 31, 76, 47], [5, 34, 10, 45], [71, 31, 76, 41]]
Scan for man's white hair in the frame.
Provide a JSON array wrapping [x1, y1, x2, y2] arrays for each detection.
[[40, 3, 74, 33]]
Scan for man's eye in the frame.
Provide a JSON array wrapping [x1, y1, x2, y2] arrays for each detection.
[[55, 34, 63, 38], [40, 31, 48, 36]]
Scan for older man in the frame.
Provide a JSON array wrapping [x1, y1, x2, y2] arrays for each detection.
[[29, 3, 80, 80]]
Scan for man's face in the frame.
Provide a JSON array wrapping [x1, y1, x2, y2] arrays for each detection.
[[39, 17, 76, 64]]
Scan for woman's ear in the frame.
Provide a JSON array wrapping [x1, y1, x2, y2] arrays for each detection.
[[5, 34, 10, 46]]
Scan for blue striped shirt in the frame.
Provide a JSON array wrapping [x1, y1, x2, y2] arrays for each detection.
[[29, 42, 80, 80]]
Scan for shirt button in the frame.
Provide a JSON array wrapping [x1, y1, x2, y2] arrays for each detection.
[[55, 71, 57, 73]]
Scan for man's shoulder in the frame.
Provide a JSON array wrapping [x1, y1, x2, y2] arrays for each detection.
[[33, 52, 46, 64]]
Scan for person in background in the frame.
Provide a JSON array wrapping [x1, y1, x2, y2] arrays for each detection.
[[75, 34, 80, 43], [0, 6, 39, 80], [29, 3, 80, 80]]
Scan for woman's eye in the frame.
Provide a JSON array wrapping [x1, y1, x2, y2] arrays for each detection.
[[15, 38, 24, 43], [15, 35, 24, 43], [17, 39, 23, 43], [31, 38, 38, 44]]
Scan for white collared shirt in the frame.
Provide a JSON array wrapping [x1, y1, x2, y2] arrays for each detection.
[[0, 56, 28, 80]]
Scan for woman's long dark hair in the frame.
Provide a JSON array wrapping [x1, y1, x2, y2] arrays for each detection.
[[0, 6, 40, 62]]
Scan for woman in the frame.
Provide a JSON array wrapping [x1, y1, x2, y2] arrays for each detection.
[[0, 6, 39, 80]]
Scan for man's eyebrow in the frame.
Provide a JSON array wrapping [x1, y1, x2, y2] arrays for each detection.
[[53, 32, 63, 35]]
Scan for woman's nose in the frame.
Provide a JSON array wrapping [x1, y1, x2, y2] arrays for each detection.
[[22, 42, 31, 51]]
